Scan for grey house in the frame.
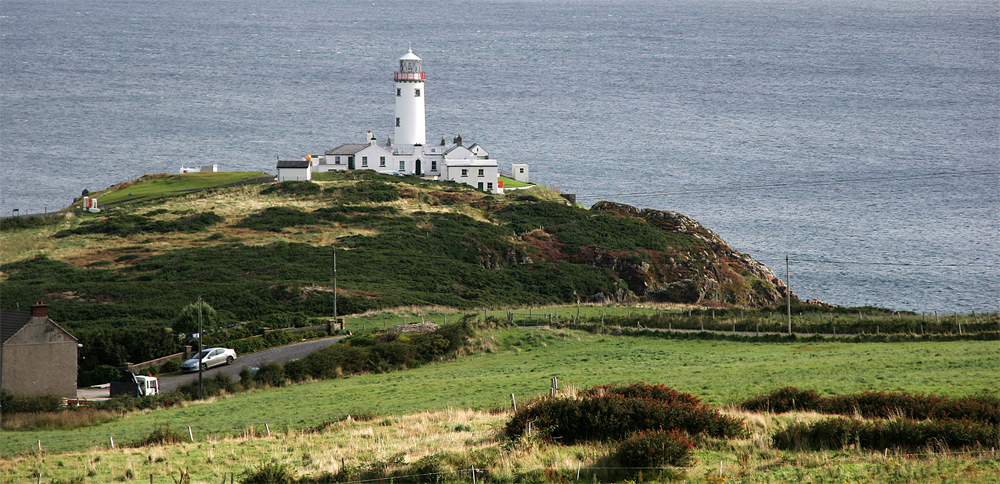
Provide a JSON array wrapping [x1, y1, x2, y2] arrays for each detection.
[[1, 302, 79, 398]]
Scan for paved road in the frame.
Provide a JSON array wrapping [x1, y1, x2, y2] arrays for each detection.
[[78, 336, 343, 399]]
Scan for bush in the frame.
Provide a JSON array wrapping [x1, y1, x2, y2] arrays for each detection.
[[240, 463, 294, 484], [260, 180, 321, 197], [160, 359, 181, 373], [740, 386, 824, 413], [612, 429, 695, 468], [0, 391, 64, 414], [505, 382, 745, 443], [740, 388, 999, 425], [773, 417, 1000, 451], [132, 425, 187, 447]]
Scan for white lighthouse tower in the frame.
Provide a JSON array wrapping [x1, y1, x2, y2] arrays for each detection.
[[394, 48, 426, 146]]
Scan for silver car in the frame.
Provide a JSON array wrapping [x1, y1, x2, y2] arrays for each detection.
[[181, 347, 237, 373]]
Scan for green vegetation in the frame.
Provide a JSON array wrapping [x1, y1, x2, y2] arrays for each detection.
[[499, 175, 532, 188], [2, 328, 995, 457], [81, 171, 271, 207]]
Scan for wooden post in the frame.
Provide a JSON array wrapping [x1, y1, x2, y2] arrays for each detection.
[[551, 376, 558, 396], [510, 393, 517, 412], [188, 426, 194, 442], [110, 436, 115, 449], [265, 423, 271, 437]]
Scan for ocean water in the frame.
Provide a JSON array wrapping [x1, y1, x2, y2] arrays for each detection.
[[2, 0, 997, 313]]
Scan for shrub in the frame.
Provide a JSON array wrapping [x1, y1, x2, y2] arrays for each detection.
[[612, 429, 695, 468], [0, 214, 65, 232], [582, 382, 703, 407], [773, 417, 1000, 451], [240, 462, 294, 484], [741, 388, 999, 425], [132, 425, 187, 447], [505, 383, 745, 443], [740, 386, 824, 413], [260, 180, 321, 197], [160, 360, 181, 373], [0, 391, 64, 414]]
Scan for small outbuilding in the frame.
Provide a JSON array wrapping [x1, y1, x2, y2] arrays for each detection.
[[276, 159, 312, 182], [0, 302, 79, 398]]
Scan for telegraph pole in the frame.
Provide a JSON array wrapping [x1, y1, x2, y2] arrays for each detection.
[[198, 296, 203, 400], [786, 255, 791, 335], [332, 247, 338, 332]]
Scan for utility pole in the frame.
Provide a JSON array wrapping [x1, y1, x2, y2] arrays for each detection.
[[198, 296, 203, 400], [333, 247, 338, 332], [786, 255, 791, 335]]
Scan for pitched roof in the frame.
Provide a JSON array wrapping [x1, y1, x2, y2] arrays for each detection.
[[0, 309, 31, 344], [277, 160, 310, 169], [325, 144, 369, 156]]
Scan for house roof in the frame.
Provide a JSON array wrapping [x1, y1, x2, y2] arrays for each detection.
[[277, 160, 310, 169], [0, 309, 31, 345], [325, 144, 369, 156]]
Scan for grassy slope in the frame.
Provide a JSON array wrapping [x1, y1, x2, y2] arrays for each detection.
[[2, 329, 995, 458], [78, 172, 272, 207]]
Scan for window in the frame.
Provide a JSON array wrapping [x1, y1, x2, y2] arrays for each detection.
[[335, 156, 341, 164], [478, 169, 484, 177], [379, 156, 386, 167], [396, 117, 400, 127], [430, 160, 437, 171], [362, 156, 368, 167], [396, 88, 401, 97], [399, 160, 405, 171], [519, 168, 524, 173], [461, 169, 468, 177], [487, 182, 493, 191], [415, 89, 421, 97]]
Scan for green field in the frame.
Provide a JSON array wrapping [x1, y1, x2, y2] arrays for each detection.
[[3, 328, 995, 459], [77, 171, 271, 207], [499, 175, 532, 188]]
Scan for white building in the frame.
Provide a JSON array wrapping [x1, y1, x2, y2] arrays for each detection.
[[313, 49, 502, 194], [276, 159, 312, 182]]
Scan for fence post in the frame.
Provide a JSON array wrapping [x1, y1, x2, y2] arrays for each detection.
[[189, 426, 194, 442], [110, 436, 115, 449], [510, 393, 517, 412], [265, 423, 271, 437]]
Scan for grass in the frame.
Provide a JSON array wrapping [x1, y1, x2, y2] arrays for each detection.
[[499, 175, 532, 188], [80, 172, 272, 207], [3, 407, 997, 483], [2, 328, 995, 459]]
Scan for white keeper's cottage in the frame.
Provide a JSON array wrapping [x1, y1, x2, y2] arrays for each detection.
[[306, 49, 503, 194]]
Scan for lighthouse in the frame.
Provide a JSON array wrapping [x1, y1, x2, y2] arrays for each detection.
[[394, 48, 426, 146]]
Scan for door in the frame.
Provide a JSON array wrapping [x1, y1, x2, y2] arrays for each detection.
[[348, 156, 355, 170], [478, 182, 484, 190], [415, 159, 422, 176]]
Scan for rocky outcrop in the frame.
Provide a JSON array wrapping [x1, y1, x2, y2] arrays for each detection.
[[588, 201, 791, 306]]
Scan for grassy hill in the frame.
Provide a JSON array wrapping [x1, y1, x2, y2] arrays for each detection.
[[1, 170, 790, 381]]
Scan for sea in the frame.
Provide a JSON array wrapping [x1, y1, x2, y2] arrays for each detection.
[[1, 0, 997, 314]]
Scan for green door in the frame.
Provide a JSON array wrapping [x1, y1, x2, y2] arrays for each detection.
[[478, 182, 484, 191]]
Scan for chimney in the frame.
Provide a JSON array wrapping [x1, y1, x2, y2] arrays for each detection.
[[367, 130, 377, 145], [30, 301, 48, 318], [441, 135, 446, 146], [386, 134, 392, 147], [453, 134, 463, 146]]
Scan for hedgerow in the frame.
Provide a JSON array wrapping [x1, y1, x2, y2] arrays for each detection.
[[741, 387, 999, 425], [773, 417, 1000, 451]]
